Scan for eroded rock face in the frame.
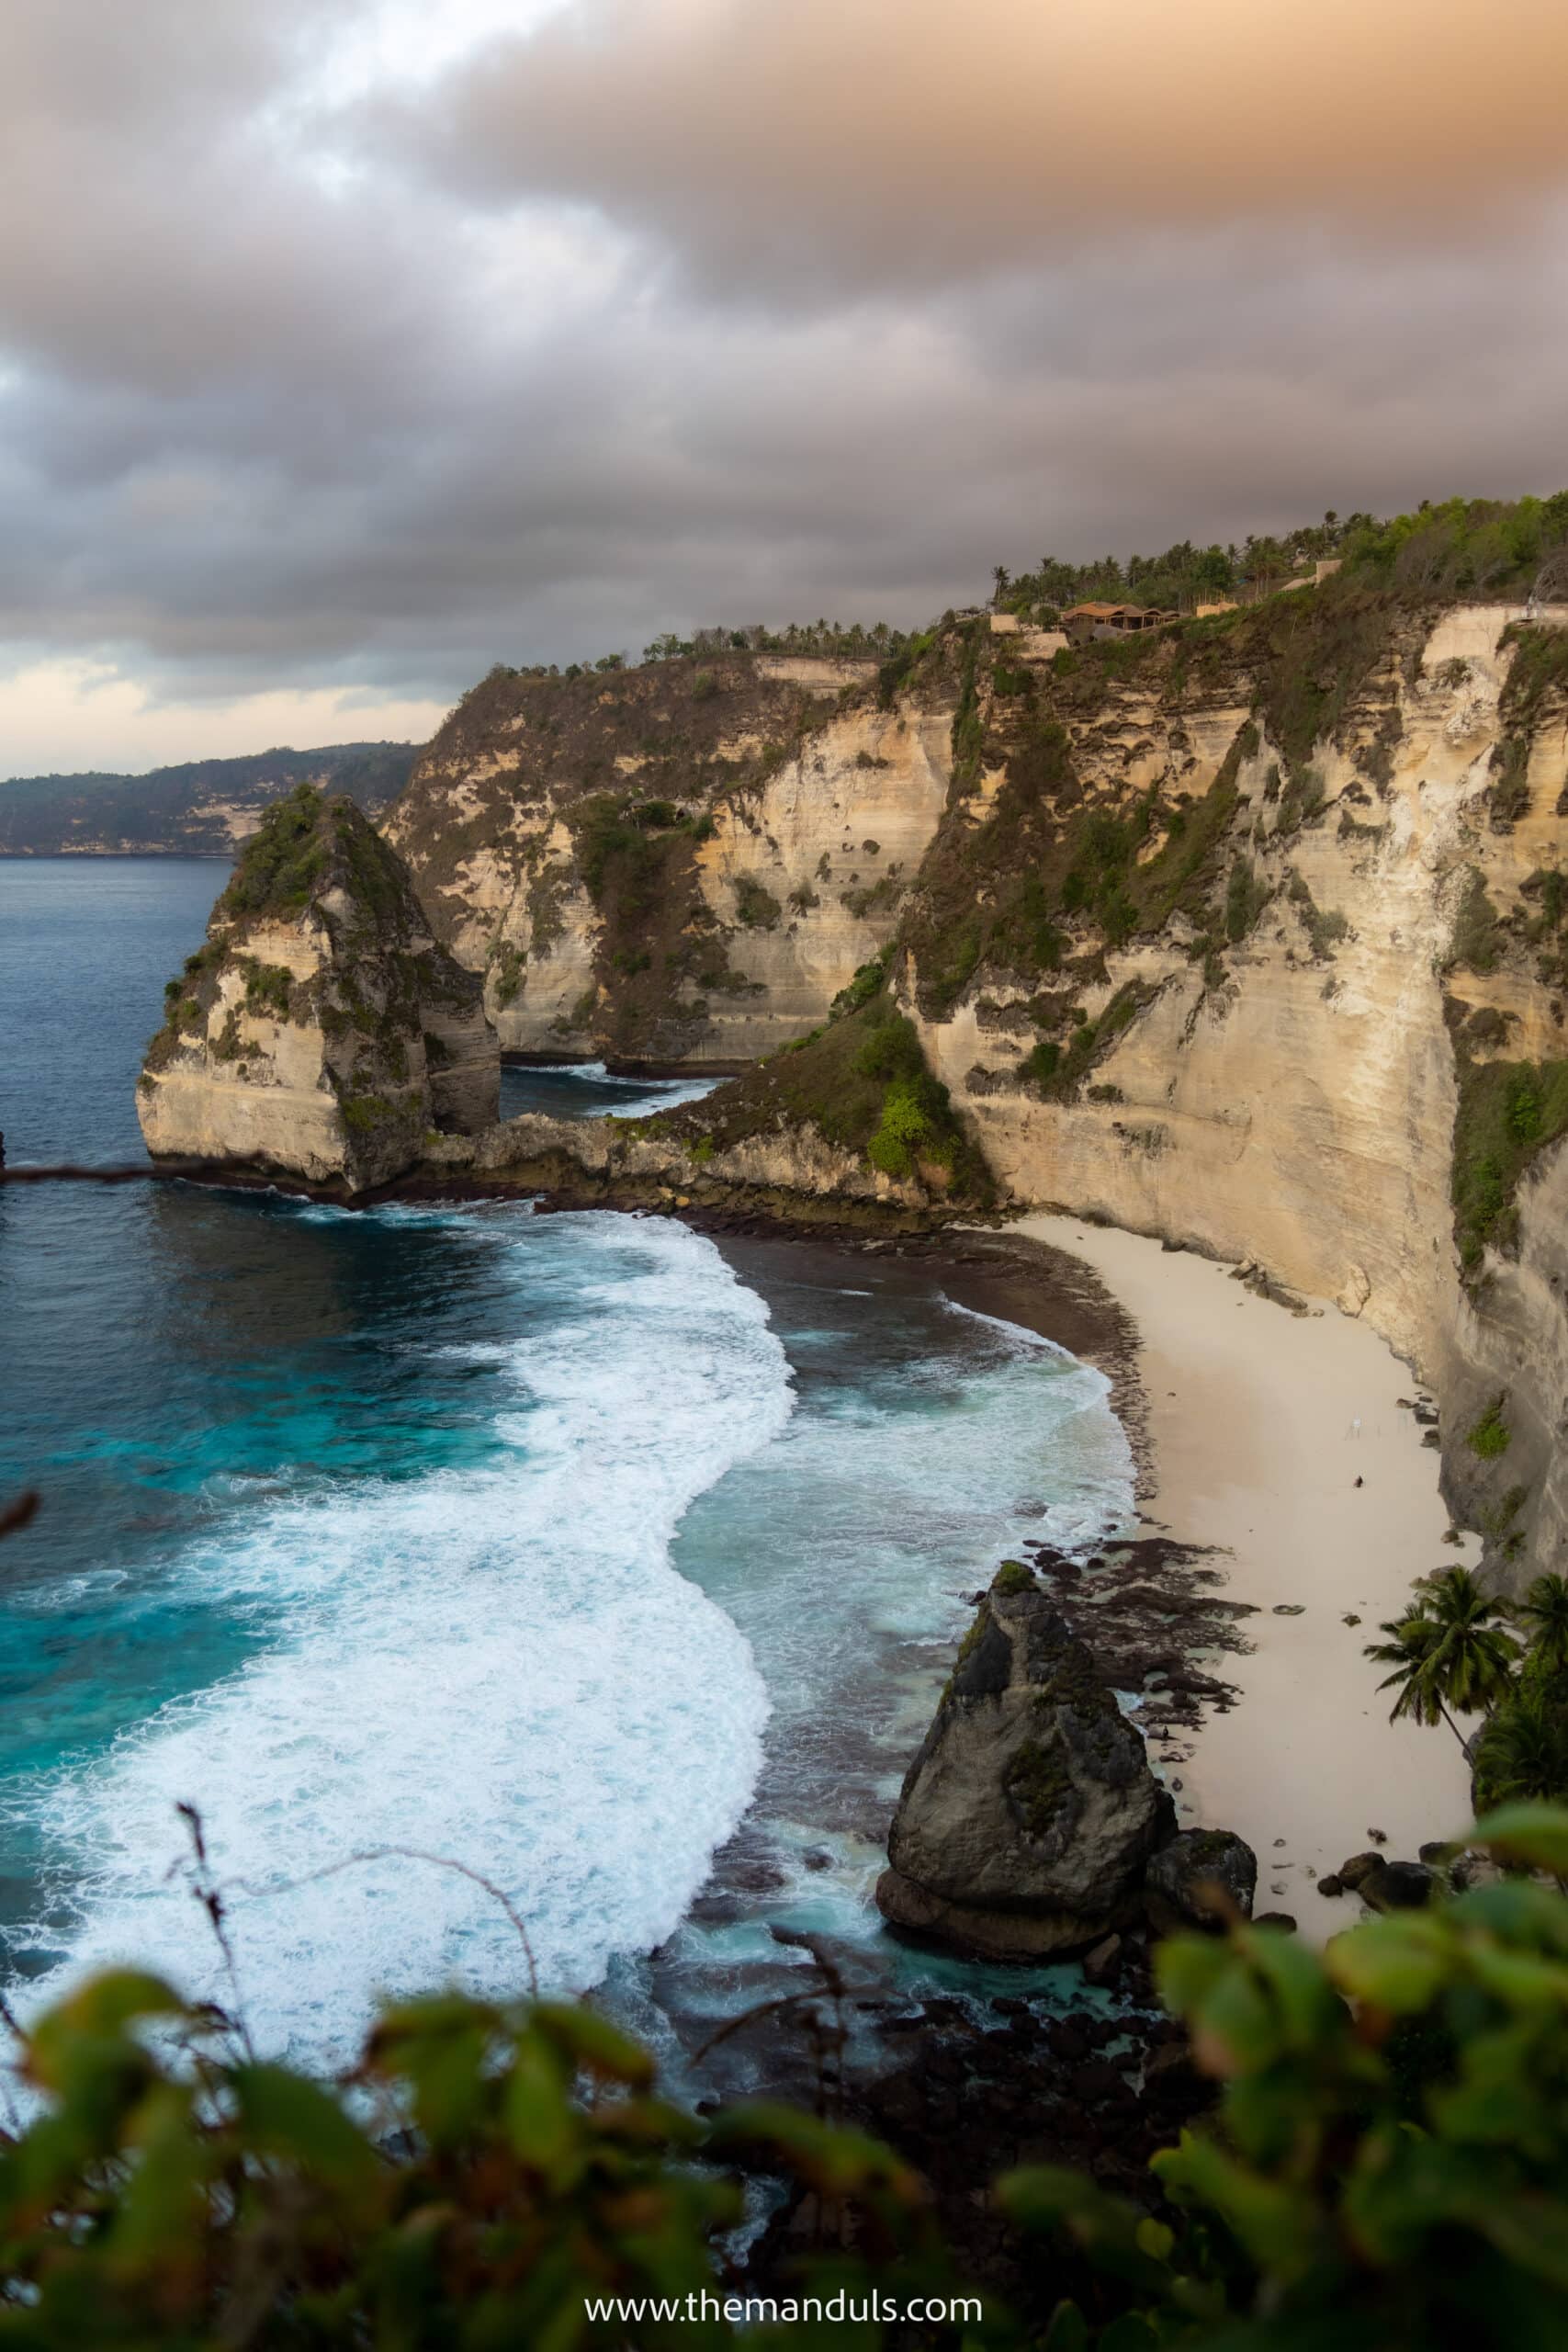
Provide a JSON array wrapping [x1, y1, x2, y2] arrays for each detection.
[[137, 786, 497, 1191], [876, 1570, 1168, 1958], [380, 650, 956, 1062], [897, 598, 1568, 1587]]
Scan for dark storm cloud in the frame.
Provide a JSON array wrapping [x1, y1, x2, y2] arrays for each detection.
[[1, 0, 1566, 724], [390, 0, 1568, 299]]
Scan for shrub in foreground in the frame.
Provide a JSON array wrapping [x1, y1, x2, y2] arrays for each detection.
[[1, 1806, 1566, 2346]]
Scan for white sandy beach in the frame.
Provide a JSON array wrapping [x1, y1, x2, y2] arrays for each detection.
[[1017, 1215, 1478, 1938]]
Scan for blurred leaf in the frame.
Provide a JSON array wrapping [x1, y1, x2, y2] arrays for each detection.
[[1099, 2317, 1158, 2352], [1238, 1924, 1345, 2043], [504, 2028, 579, 2182], [1470, 1802, 1568, 1875], [1154, 1934, 1234, 2020], [533, 2002, 655, 2087], [1328, 1917, 1451, 2013], [705, 2102, 919, 2200], [232, 2060, 379, 2191], [26, 1970, 185, 2091], [1041, 2299, 1090, 2352], [1450, 1879, 1568, 1953], [1155, 2132, 1317, 2273], [1185, 1955, 1282, 2078]]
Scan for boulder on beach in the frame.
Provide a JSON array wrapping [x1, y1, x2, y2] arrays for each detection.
[[1360, 1860, 1436, 1912], [875, 1570, 1168, 1959], [1144, 1828, 1258, 1935]]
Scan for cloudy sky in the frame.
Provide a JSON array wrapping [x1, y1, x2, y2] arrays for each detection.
[[3, 0, 1566, 775]]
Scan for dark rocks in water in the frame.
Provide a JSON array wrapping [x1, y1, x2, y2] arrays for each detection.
[[1272, 1603, 1306, 1616], [1145, 1828, 1258, 1934], [1254, 1910, 1297, 1930], [875, 1568, 1168, 1959], [802, 1848, 832, 1872], [1317, 1874, 1345, 1898], [1361, 1860, 1436, 1912], [1069, 2058, 1128, 2106], [1367, 1826, 1388, 1844], [1418, 1839, 1455, 1867], [1337, 1851, 1384, 1890]]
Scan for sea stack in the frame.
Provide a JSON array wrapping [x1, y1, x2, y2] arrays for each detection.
[[137, 785, 498, 1192], [876, 1566, 1171, 1959]]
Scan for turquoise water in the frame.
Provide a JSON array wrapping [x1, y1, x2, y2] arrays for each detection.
[[0, 858, 1134, 2069]]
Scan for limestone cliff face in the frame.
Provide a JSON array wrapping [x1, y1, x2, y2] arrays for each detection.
[[886, 596, 1568, 1583], [138, 786, 498, 1190], [381, 650, 956, 1062]]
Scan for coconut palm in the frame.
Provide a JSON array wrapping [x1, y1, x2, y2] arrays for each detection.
[[1365, 1566, 1520, 1747], [1473, 1685, 1568, 1807], [1515, 1573, 1568, 1676], [1365, 1612, 1462, 1744]]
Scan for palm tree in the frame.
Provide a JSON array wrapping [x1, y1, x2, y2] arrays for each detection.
[[1364, 1566, 1520, 1747], [1473, 1685, 1568, 1807], [1516, 1573, 1568, 1676], [1366, 1612, 1461, 1744]]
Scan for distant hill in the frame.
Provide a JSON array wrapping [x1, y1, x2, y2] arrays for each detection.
[[0, 741, 418, 856]]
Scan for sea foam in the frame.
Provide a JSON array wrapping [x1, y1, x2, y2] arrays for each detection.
[[14, 1213, 790, 2069]]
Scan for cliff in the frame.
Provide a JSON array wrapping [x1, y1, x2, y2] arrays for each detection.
[[119, 571, 1568, 1582], [373, 587, 1568, 1581], [137, 786, 497, 1189], [381, 650, 957, 1062], [877, 592, 1568, 1587]]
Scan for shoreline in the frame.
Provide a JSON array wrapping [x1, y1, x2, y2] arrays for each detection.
[[1011, 1215, 1477, 1934]]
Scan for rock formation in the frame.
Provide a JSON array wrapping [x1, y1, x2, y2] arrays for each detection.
[[381, 650, 954, 1062], [137, 785, 497, 1191], [875, 1566, 1170, 1958], [1144, 1829, 1258, 1933]]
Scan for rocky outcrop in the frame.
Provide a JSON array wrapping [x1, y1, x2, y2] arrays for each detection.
[[381, 650, 958, 1062], [138, 786, 497, 1191], [1144, 1829, 1258, 1934], [875, 1566, 1170, 1958], [420, 1102, 937, 1219]]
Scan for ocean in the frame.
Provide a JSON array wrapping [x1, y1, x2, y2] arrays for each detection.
[[0, 856, 1134, 2071]]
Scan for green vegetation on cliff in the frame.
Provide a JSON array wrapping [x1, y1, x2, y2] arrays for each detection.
[[987, 487, 1568, 622], [684, 986, 990, 1201], [1338, 489, 1568, 598], [1450, 1055, 1568, 1269]]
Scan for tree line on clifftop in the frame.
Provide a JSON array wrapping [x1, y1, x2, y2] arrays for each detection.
[[992, 488, 1568, 627], [458, 487, 1568, 693]]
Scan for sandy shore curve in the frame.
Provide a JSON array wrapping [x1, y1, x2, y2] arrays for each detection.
[[1014, 1214, 1477, 1938]]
